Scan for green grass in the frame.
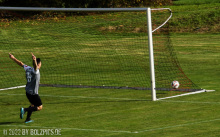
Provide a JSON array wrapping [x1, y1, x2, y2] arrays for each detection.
[[171, 34, 220, 90], [0, 33, 219, 136], [0, 2, 220, 136], [166, 1, 220, 33], [173, 0, 220, 5], [0, 83, 219, 136], [0, 12, 151, 89]]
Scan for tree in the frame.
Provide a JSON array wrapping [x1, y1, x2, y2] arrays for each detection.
[[0, 0, 173, 8]]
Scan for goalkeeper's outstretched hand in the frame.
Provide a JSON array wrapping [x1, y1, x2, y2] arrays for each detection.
[[9, 53, 24, 67], [31, 52, 36, 61], [9, 53, 15, 60]]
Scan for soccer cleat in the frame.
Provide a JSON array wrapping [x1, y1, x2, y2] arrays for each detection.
[[20, 108, 24, 119], [25, 119, 33, 123]]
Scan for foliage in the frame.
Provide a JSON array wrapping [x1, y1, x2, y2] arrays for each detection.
[[173, 0, 220, 5], [0, 1, 219, 136], [0, 0, 173, 8], [0, 0, 64, 7]]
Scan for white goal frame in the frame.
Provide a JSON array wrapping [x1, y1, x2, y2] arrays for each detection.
[[0, 7, 210, 101]]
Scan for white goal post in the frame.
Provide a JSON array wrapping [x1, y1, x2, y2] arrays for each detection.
[[0, 7, 210, 101], [0, 7, 158, 101]]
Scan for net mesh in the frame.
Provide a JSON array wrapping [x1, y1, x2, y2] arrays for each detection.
[[0, 11, 150, 89], [0, 9, 202, 99], [151, 10, 202, 98]]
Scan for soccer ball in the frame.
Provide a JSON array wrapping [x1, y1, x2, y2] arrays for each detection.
[[171, 81, 180, 89]]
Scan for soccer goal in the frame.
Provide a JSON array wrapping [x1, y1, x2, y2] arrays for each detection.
[[0, 7, 206, 101]]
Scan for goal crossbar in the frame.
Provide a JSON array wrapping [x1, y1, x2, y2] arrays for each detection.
[[0, 7, 164, 12], [0, 7, 207, 101]]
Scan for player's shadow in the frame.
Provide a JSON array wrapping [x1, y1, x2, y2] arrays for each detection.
[[0, 122, 22, 125]]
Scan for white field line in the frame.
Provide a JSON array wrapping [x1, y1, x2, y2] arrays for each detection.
[[0, 85, 26, 91], [0, 93, 148, 101], [1, 118, 219, 134], [156, 90, 206, 100], [0, 93, 220, 104], [159, 100, 220, 104], [41, 94, 148, 101], [0, 86, 148, 101], [0, 88, 219, 133], [136, 118, 220, 133], [1, 86, 215, 101], [0, 125, 135, 134]]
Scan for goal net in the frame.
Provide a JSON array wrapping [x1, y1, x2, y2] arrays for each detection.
[[151, 9, 204, 100], [0, 7, 204, 100]]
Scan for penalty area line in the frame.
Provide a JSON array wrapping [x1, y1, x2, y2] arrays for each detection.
[[41, 94, 148, 101], [136, 118, 220, 133], [0, 93, 148, 101], [0, 93, 219, 104], [1, 118, 220, 134], [0, 85, 149, 101], [0, 85, 25, 91]]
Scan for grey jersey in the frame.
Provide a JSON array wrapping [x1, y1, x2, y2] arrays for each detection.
[[24, 65, 40, 95]]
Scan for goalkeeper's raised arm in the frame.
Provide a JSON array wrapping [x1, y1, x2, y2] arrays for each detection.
[[31, 52, 38, 71], [9, 53, 24, 67]]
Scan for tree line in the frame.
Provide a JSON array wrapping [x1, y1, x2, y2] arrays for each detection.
[[0, 0, 173, 8]]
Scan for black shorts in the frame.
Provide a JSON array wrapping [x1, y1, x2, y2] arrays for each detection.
[[26, 92, 42, 107]]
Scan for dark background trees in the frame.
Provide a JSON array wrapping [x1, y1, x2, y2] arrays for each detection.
[[0, 0, 173, 8], [0, 0, 172, 18]]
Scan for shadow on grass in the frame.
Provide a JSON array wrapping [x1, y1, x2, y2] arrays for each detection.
[[0, 122, 23, 125], [0, 103, 26, 106]]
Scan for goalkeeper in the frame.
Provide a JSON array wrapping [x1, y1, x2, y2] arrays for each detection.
[[9, 53, 43, 123]]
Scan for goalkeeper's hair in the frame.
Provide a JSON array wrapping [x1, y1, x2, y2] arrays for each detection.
[[33, 58, 41, 66]]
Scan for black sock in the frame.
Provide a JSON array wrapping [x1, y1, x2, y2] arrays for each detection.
[[24, 106, 38, 112], [24, 106, 38, 121], [26, 110, 32, 121], [24, 106, 31, 112]]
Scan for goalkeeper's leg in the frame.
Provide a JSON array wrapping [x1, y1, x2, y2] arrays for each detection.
[[22, 93, 43, 123], [23, 105, 43, 123]]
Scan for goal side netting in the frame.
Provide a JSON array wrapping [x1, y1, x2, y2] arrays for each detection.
[[151, 9, 204, 100], [0, 7, 203, 100]]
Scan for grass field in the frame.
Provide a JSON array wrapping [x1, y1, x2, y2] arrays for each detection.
[[0, 34, 219, 137], [0, 1, 220, 137], [0, 71, 219, 137]]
